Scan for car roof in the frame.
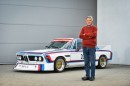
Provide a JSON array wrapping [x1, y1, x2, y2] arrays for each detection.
[[53, 38, 82, 42], [53, 38, 74, 42]]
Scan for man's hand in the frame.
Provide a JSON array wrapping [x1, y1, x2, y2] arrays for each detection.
[[83, 34, 86, 36]]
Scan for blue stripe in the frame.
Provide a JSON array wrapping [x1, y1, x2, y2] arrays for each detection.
[[39, 64, 44, 71], [41, 64, 44, 71], [43, 53, 52, 63]]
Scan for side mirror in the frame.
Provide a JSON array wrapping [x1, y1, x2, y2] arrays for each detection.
[[75, 47, 81, 52], [45, 46, 49, 49]]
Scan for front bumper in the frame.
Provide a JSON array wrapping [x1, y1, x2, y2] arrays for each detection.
[[14, 63, 54, 71]]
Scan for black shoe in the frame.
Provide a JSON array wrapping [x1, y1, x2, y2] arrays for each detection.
[[82, 76, 90, 81], [89, 77, 95, 81]]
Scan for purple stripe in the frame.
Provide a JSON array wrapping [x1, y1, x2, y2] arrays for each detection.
[[67, 60, 99, 63], [67, 60, 84, 63]]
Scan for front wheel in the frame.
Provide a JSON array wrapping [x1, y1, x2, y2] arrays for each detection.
[[97, 56, 107, 69], [54, 58, 66, 72]]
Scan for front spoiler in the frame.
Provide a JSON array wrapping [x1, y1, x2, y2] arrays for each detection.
[[14, 63, 54, 71]]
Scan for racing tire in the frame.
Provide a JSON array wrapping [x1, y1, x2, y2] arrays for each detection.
[[54, 57, 66, 72], [97, 56, 107, 69]]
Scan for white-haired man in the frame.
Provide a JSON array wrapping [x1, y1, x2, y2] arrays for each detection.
[[79, 16, 97, 81]]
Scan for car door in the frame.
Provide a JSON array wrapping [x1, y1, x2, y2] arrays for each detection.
[[69, 39, 84, 67]]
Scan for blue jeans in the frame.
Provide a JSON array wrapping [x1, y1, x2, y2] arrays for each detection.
[[83, 47, 96, 78]]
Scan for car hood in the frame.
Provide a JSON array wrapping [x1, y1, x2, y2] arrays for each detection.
[[16, 49, 57, 54]]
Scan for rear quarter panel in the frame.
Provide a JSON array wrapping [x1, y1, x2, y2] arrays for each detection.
[[96, 50, 112, 60]]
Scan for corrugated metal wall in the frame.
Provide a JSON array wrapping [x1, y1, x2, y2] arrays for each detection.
[[0, 0, 97, 64], [97, 0, 130, 65]]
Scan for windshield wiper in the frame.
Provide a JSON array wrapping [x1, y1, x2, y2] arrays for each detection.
[[45, 46, 49, 48]]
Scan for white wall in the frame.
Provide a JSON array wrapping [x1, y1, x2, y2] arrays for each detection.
[[97, 0, 130, 65], [0, 0, 97, 64]]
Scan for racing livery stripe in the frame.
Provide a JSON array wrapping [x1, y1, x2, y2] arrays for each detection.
[[38, 64, 44, 71], [19, 52, 44, 54], [18, 50, 75, 54], [67, 60, 99, 63], [38, 65, 41, 71], [41, 64, 44, 71], [67, 60, 84, 63]]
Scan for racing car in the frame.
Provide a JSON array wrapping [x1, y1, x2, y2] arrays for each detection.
[[14, 38, 112, 72]]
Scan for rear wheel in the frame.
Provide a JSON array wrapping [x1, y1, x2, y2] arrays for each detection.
[[54, 57, 66, 72], [98, 56, 107, 69]]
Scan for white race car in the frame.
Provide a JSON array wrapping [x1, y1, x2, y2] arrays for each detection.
[[14, 38, 112, 72]]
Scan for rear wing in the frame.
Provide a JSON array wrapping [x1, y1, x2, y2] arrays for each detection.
[[96, 45, 111, 51]]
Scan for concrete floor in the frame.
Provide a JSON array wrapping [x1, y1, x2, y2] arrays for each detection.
[[0, 64, 130, 86]]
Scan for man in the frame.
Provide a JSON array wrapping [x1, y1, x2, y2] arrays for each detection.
[[79, 16, 97, 81]]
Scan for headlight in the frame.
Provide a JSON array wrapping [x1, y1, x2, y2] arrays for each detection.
[[34, 56, 38, 61], [39, 57, 42, 61], [34, 56, 43, 61], [17, 56, 21, 60], [19, 56, 21, 60]]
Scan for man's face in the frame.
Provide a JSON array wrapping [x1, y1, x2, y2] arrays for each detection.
[[86, 18, 93, 26]]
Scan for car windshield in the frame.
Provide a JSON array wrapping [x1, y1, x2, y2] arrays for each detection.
[[46, 41, 68, 49]]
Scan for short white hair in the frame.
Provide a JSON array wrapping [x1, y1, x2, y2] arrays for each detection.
[[86, 16, 93, 21]]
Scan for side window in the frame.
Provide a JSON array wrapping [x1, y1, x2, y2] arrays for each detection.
[[72, 39, 82, 49], [64, 42, 72, 49], [77, 41, 82, 49]]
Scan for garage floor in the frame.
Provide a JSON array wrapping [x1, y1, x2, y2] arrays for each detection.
[[0, 64, 130, 86]]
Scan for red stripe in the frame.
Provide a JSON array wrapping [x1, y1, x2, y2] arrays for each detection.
[[38, 65, 41, 71], [46, 55, 53, 62]]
